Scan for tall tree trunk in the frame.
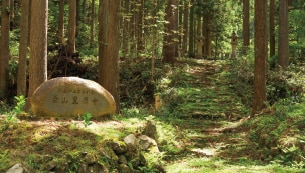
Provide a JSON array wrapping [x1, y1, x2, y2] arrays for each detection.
[[182, 0, 189, 57], [178, 0, 183, 55], [203, 13, 211, 58], [0, 0, 11, 99], [188, 0, 195, 57], [251, 0, 267, 115], [243, 0, 250, 54], [278, 0, 289, 69], [163, 0, 178, 64], [28, 0, 32, 44], [197, 15, 202, 36], [130, 1, 137, 58], [150, 0, 158, 81], [9, 0, 14, 30], [122, 0, 130, 57], [98, 0, 120, 111], [58, 0, 64, 44], [17, 0, 30, 96], [83, 0, 87, 23], [174, 0, 179, 57], [269, 0, 275, 58], [197, 15, 203, 58], [67, 0, 76, 54], [28, 0, 48, 106], [76, 0, 80, 37], [90, 0, 95, 47], [137, 0, 145, 52]]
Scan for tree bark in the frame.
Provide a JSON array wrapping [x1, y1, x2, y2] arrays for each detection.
[[251, 0, 268, 115], [83, 0, 87, 23], [178, 1, 183, 55], [17, 0, 30, 96], [182, 0, 189, 57], [76, 0, 80, 37], [242, 0, 250, 54], [98, 0, 120, 112], [269, 0, 275, 58], [0, 0, 11, 99], [90, 0, 95, 47], [122, 0, 130, 57], [163, 0, 178, 64], [278, 0, 289, 69], [28, 0, 48, 103], [67, 0, 76, 54], [188, 0, 195, 57], [9, 0, 14, 30], [203, 13, 211, 58], [58, 0, 64, 44], [137, 0, 145, 52], [130, 1, 137, 58]]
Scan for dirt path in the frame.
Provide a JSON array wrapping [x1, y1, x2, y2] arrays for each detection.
[[164, 59, 257, 172]]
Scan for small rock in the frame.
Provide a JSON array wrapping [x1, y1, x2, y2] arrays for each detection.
[[153, 164, 166, 173], [77, 164, 88, 173], [42, 161, 57, 171], [112, 141, 128, 154], [130, 157, 140, 168], [110, 168, 119, 173], [124, 148, 140, 162], [6, 163, 29, 173], [142, 120, 158, 141], [118, 164, 132, 173], [52, 161, 69, 173], [138, 135, 159, 152], [99, 147, 119, 166], [84, 153, 97, 164], [124, 134, 137, 147], [118, 155, 128, 164], [88, 163, 109, 173], [139, 153, 147, 166]]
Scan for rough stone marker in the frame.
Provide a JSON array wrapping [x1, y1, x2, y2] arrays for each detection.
[[31, 77, 116, 118]]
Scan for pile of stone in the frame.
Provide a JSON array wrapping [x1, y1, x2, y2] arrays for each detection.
[[5, 120, 165, 173]]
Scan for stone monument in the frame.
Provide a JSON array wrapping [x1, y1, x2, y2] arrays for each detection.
[[196, 35, 204, 59], [230, 31, 239, 58], [30, 77, 116, 118]]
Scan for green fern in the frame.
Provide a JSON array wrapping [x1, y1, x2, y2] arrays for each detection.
[[13, 95, 26, 114], [82, 112, 92, 127]]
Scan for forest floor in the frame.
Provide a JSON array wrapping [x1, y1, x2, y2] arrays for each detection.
[[162, 59, 256, 172], [160, 58, 304, 172], [1, 58, 305, 172]]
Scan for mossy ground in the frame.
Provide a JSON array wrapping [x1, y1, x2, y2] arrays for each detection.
[[1, 58, 305, 172]]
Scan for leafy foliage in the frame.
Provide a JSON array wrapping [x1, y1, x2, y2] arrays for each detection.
[[120, 58, 163, 108], [2, 0, 305, 172], [230, 55, 254, 107], [82, 112, 92, 127], [13, 95, 26, 115], [0, 95, 24, 132]]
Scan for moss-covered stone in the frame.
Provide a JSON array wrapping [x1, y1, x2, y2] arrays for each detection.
[[31, 77, 116, 118]]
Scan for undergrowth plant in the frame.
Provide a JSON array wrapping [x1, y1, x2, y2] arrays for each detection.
[[230, 55, 254, 107], [1, 95, 26, 132], [82, 112, 93, 127], [13, 95, 26, 114]]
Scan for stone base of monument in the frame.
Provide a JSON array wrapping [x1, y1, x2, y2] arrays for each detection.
[[30, 77, 116, 118]]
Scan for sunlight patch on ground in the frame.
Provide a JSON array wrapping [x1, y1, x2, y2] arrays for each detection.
[[191, 148, 217, 157], [166, 157, 301, 173], [32, 125, 59, 142]]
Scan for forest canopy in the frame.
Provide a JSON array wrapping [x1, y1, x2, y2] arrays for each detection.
[[2, 0, 305, 172]]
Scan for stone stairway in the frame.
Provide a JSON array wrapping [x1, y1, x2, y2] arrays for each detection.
[[170, 59, 249, 121], [165, 59, 254, 168]]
